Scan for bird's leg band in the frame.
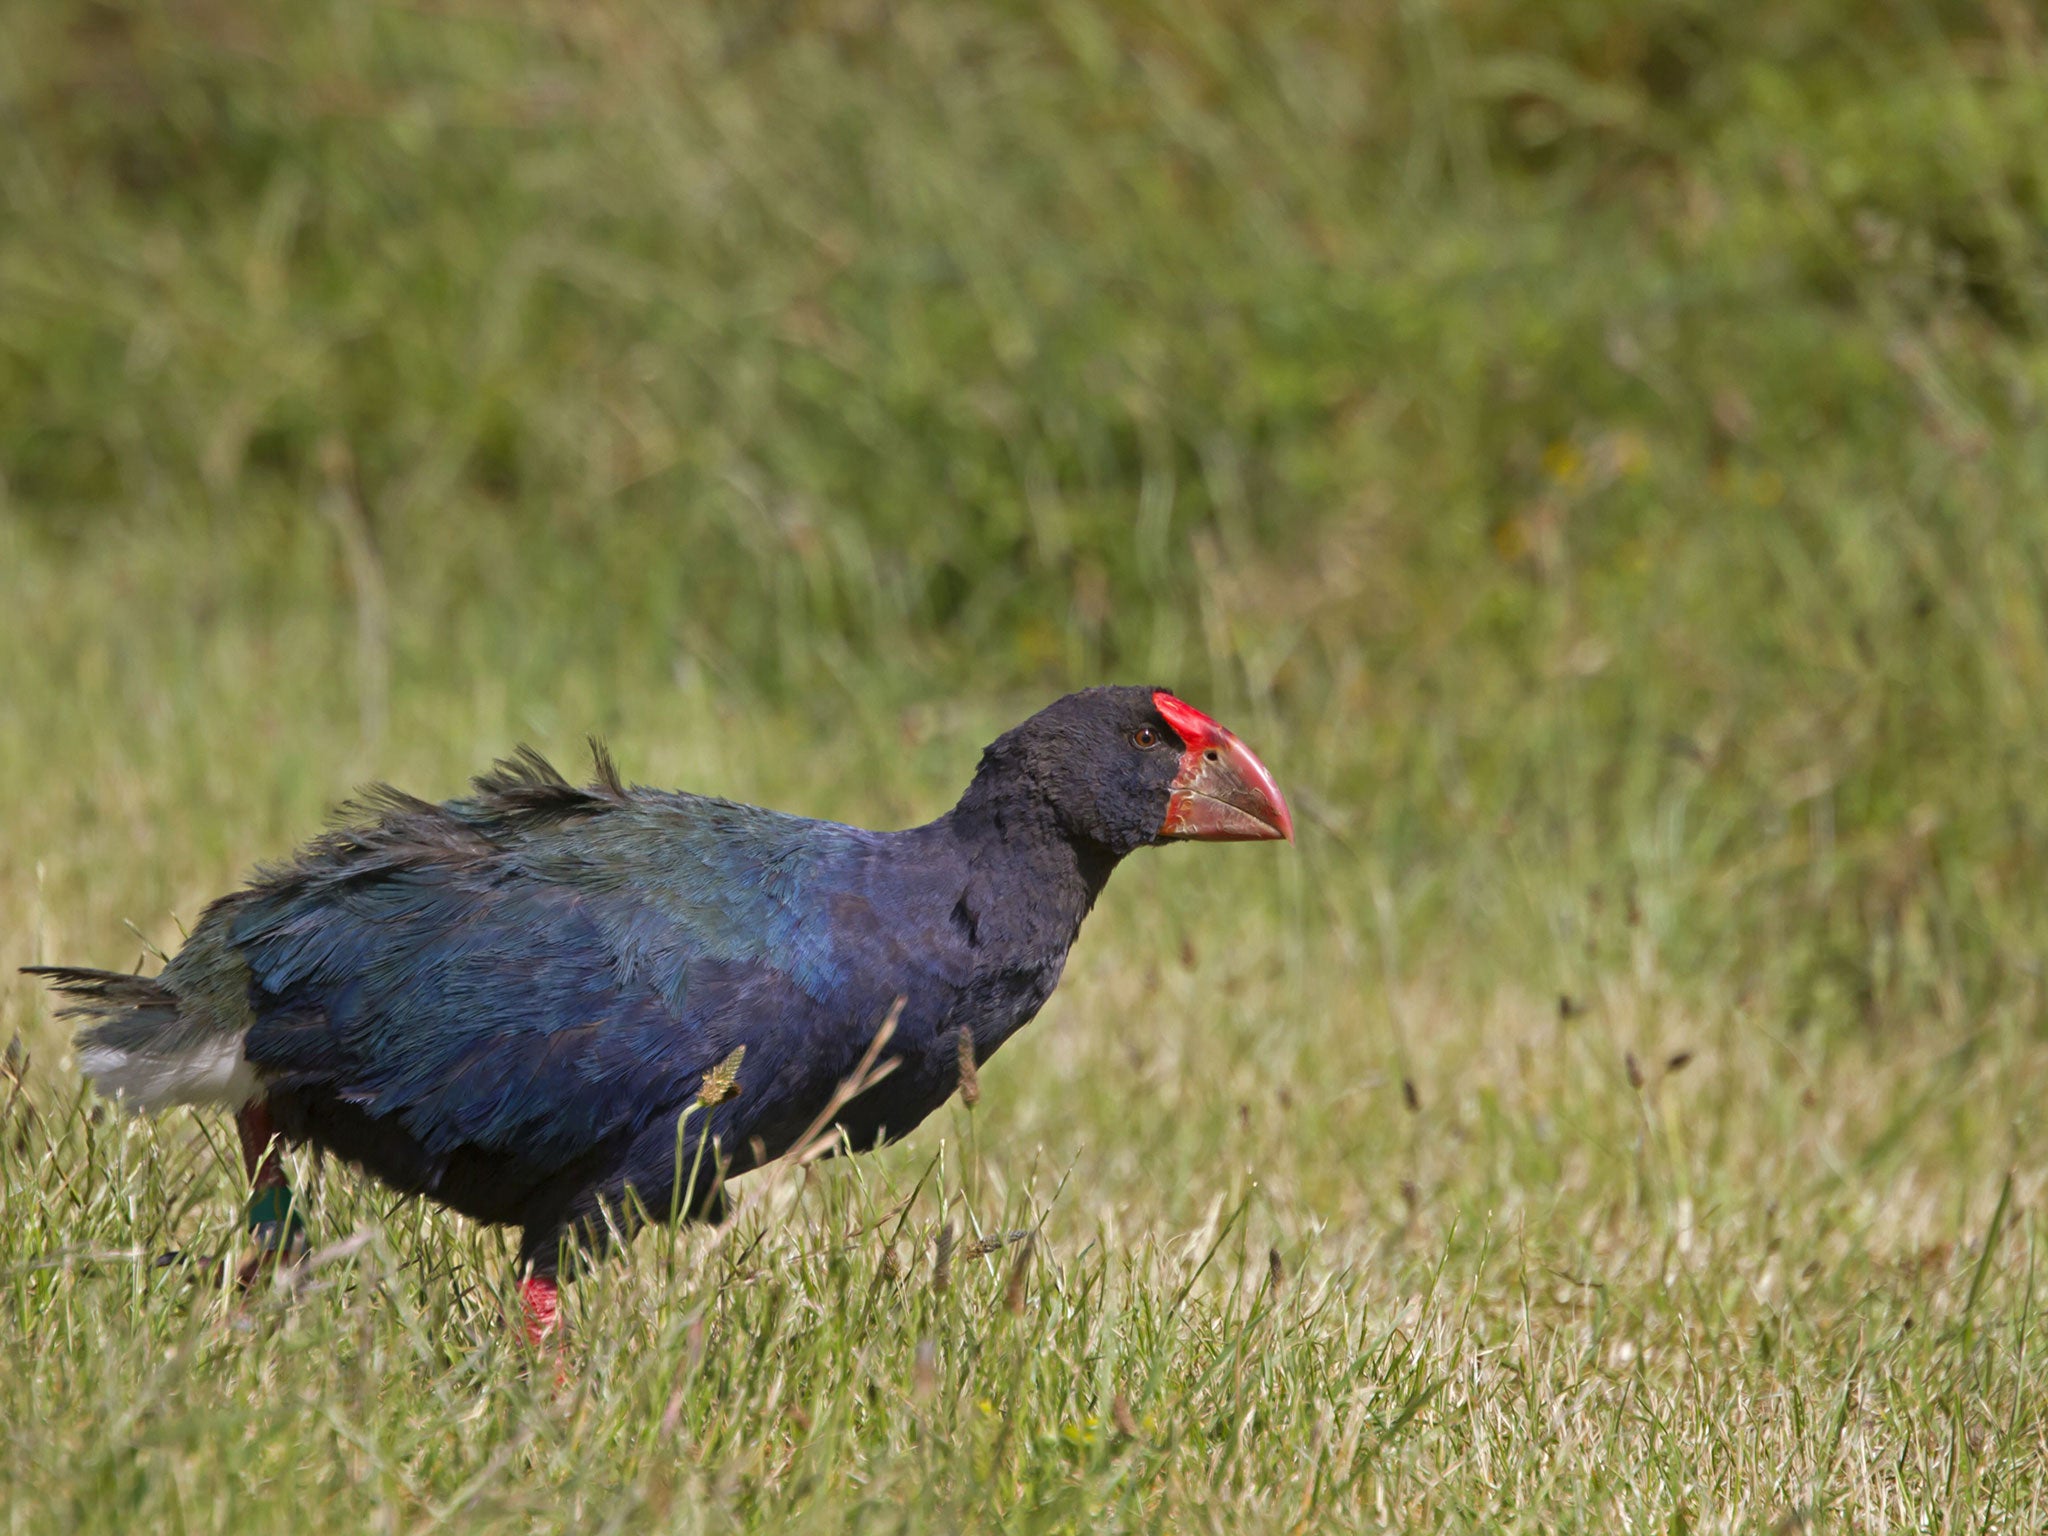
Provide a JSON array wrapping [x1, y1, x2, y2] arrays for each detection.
[[236, 1100, 306, 1256]]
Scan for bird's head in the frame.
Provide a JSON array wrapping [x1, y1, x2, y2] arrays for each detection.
[[971, 685, 1293, 858]]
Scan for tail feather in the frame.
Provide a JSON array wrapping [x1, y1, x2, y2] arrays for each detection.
[[23, 964, 179, 1015], [22, 965, 255, 1111]]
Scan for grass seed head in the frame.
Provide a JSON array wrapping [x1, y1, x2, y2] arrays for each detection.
[[697, 1045, 746, 1108], [962, 1229, 1031, 1260], [1002, 1234, 1035, 1313], [956, 1025, 980, 1109], [932, 1222, 955, 1293], [1112, 1392, 1141, 1439]]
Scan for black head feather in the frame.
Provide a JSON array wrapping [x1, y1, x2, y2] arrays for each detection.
[[957, 685, 1184, 858]]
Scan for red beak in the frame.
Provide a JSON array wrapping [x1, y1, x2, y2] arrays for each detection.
[[1153, 692, 1294, 844]]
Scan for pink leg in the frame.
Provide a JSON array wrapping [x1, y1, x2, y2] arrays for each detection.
[[520, 1275, 562, 1347]]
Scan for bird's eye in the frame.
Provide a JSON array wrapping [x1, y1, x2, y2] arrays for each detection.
[[1131, 726, 1161, 749]]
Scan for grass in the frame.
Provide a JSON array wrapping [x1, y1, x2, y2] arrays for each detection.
[[4, 936, 2042, 1530], [4, 0, 2048, 1529]]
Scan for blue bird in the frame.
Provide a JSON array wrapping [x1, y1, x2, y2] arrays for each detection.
[[28, 687, 1291, 1340]]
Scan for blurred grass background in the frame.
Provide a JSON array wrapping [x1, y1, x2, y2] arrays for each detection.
[[7, 0, 2048, 1029], [4, 2, 2048, 1529]]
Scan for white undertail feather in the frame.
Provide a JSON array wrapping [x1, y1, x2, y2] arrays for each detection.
[[77, 1034, 259, 1112]]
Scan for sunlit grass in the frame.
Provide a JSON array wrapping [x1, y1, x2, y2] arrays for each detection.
[[4, 950, 2042, 1532], [6, 1, 2048, 1529]]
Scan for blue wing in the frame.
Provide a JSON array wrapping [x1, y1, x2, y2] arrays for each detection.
[[227, 749, 890, 1171]]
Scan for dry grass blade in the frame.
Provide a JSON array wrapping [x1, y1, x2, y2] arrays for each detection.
[[786, 999, 903, 1169], [273, 1229, 377, 1294]]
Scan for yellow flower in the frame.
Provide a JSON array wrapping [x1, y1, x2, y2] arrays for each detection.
[[1542, 439, 1585, 488]]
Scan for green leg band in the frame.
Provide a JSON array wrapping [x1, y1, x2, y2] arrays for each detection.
[[246, 1184, 308, 1253]]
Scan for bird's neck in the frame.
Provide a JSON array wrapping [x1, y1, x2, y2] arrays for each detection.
[[942, 773, 1119, 956]]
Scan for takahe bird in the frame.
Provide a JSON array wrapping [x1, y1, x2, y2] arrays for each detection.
[[28, 687, 1289, 1339]]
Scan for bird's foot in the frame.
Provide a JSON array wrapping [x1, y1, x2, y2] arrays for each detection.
[[517, 1276, 572, 1387], [519, 1275, 563, 1349]]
